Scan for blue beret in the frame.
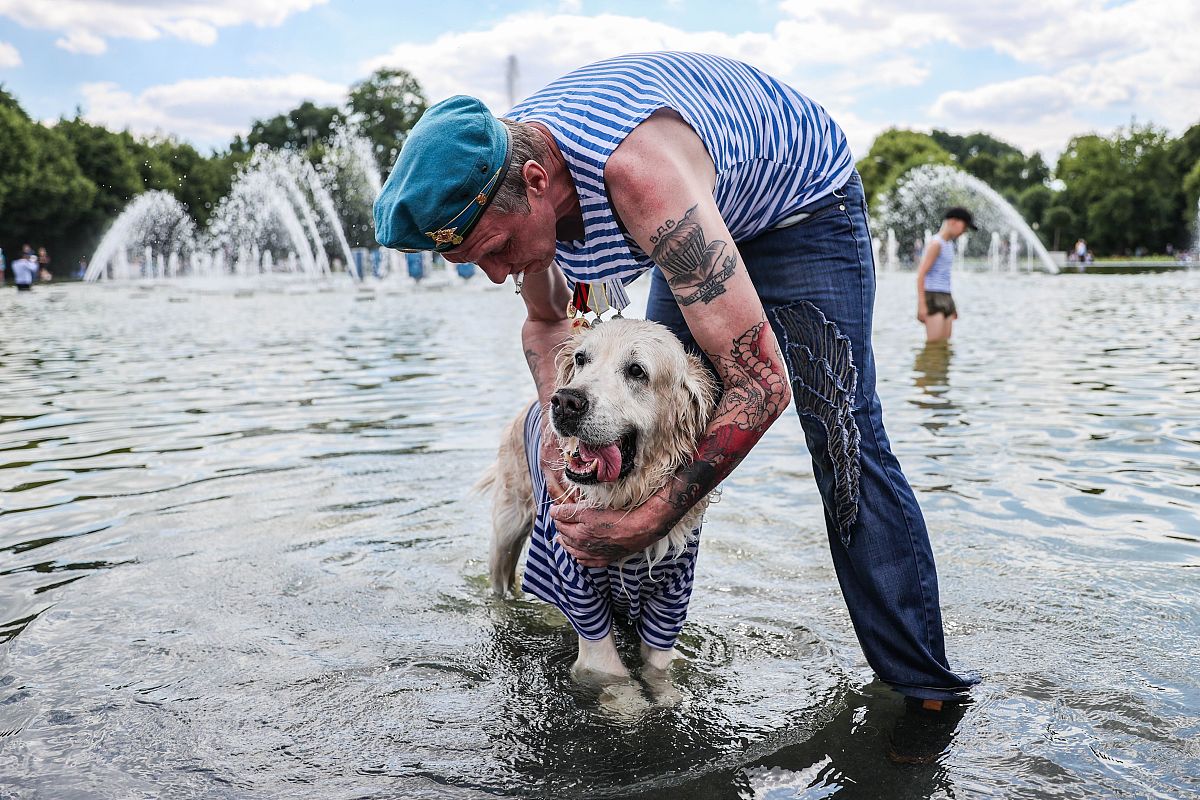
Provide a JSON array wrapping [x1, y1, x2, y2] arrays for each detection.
[[373, 95, 511, 252]]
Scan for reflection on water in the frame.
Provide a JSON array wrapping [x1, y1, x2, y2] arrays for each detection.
[[912, 341, 957, 434], [1, 272, 1199, 799]]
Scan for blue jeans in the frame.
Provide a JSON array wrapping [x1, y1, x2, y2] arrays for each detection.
[[645, 171, 978, 701]]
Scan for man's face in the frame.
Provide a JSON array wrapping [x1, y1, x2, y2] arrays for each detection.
[[443, 165, 558, 284]]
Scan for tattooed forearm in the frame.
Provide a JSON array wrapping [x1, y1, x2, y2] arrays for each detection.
[[524, 347, 541, 375], [649, 205, 737, 306], [711, 322, 788, 429], [665, 424, 749, 511], [661, 321, 789, 515]]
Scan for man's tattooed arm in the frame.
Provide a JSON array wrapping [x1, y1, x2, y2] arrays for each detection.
[[658, 320, 790, 516], [523, 347, 541, 377], [650, 204, 738, 307]]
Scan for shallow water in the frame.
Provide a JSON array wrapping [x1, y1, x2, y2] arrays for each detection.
[[1, 271, 1198, 799]]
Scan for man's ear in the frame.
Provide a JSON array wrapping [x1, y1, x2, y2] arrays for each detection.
[[523, 160, 548, 197]]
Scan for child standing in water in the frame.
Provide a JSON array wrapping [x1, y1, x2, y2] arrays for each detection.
[[916, 207, 976, 342]]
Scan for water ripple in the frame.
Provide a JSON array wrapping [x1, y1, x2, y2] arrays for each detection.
[[1, 274, 1198, 798]]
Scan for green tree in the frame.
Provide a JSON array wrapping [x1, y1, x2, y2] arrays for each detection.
[[139, 137, 244, 227], [0, 83, 29, 119], [963, 152, 999, 186], [1017, 184, 1054, 231], [1168, 123, 1200, 182], [0, 116, 96, 268], [52, 117, 145, 268], [931, 129, 1048, 197], [122, 133, 180, 192], [57, 117, 143, 226], [1023, 152, 1051, 187], [1086, 188, 1137, 252], [347, 67, 427, 174], [1042, 205, 1077, 251], [1056, 124, 1180, 254], [1169, 122, 1200, 237], [1183, 160, 1200, 243], [932, 129, 1024, 162], [183, 151, 245, 227], [0, 103, 36, 224], [247, 100, 341, 153], [856, 128, 954, 204]]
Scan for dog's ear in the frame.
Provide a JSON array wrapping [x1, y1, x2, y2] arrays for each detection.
[[553, 329, 583, 389], [676, 353, 719, 444]]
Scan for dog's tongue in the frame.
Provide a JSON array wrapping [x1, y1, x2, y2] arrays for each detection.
[[579, 441, 622, 482]]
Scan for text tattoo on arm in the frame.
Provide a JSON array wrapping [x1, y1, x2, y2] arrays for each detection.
[[649, 205, 738, 307], [666, 321, 787, 512]]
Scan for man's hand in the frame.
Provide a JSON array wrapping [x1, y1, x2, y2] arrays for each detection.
[[549, 502, 665, 568], [917, 302, 928, 323]]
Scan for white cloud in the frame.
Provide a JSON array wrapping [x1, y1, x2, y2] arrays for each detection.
[[0, 40, 19, 67], [160, 19, 219, 47], [927, 2, 1200, 156], [19, 1, 1194, 161], [81, 74, 346, 146], [357, 1, 1200, 160], [932, 76, 1075, 123], [0, 0, 326, 55], [55, 30, 106, 55], [358, 9, 936, 155], [358, 8, 962, 168]]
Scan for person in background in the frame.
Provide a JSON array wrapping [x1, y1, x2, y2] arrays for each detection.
[[1, 246, 7, 285], [916, 207, 975, 343], [1073, 238, 1087, 263], [11, 252, 37, 291], [37, 246, 52, 282], [76, 257, 88, 280]]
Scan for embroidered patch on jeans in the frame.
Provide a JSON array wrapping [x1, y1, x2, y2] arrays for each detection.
[[772, 302, 861, 543]]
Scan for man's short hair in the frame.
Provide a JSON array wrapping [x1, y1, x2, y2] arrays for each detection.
[[492, 119, 549, 215]]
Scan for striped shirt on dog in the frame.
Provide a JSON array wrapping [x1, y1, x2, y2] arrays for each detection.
[[508, 51, 855, 310], [521, 403, 699, 650]]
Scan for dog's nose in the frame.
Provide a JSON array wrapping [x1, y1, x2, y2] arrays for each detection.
[[551, 388, 589, 419]]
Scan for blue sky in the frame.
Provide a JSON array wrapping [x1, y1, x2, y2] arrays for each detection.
[[1, 0, 1196, 160]]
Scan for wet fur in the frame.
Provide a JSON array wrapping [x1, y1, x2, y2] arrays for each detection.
[[481, 318, 717, 598]]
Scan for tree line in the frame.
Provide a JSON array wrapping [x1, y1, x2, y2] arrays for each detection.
[[3, 68, 1199, 277], [0, 68, 426, 276], [857, 123, 1200, 255]]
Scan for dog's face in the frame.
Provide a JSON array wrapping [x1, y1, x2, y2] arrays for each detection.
[[551, 319, 715, 495]]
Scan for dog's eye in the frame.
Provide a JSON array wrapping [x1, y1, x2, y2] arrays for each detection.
[[626, 362, 647, 381], [573, 351, 588, 367]]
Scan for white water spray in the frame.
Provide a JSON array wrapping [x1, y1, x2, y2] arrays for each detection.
[[874, 164, 1059, 273]]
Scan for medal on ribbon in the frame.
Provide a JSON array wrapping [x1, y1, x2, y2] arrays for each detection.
[[566, 281, 622, 330]]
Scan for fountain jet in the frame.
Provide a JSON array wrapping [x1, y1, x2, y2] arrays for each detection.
[[873, 164, 1059, 273]]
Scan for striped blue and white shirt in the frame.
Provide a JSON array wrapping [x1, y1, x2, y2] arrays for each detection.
[[508, 51, 855, 309], [924, 234, 954, 293], [520, 403, 699, 650]]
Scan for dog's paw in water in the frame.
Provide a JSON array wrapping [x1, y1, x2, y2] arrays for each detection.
[[568, 663, 650, 720], [596, 679, 651, 721], [641, 668, 683, 709], [639, 642, 684, 708]]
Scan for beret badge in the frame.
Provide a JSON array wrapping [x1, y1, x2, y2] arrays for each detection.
[[426, 228, 463, 246]]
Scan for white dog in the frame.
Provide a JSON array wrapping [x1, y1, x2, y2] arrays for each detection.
[[478, 318, 717, 694]]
